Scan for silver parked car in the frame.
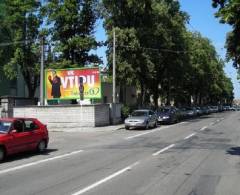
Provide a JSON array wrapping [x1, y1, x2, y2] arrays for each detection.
[[124, 109, 158, 130]]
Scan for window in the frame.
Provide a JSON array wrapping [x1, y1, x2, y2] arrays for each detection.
[[13, 120, 24, 132], [24, 120, 39, 131], [149, 111, 155, 116]]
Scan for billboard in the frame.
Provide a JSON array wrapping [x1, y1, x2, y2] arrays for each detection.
[[45, 67, 101, 100]]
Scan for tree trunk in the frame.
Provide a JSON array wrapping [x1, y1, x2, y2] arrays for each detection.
[[24, 74, 37, 98], [27, 85, 36, 98], [153, 92, 158, 109], [140, 81, 145, 107]]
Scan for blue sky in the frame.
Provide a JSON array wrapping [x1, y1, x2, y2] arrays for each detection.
[[94, 0, 240, 99]]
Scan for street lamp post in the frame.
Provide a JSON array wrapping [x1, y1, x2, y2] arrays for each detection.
[[112, 28, 116, 124], [40, 36, 45, 106], [113, 28, 116, 104]]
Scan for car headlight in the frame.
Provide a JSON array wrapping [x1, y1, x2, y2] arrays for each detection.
[[163, 116, 169, 119]]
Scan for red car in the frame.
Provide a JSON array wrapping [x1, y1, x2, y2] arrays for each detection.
[[0, 118, 49, 161]]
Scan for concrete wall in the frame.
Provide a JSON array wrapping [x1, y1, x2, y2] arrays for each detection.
[[13, 104, 110, 131]]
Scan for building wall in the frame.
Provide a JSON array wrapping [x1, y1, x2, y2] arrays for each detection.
[[101, 83, 137, 105]]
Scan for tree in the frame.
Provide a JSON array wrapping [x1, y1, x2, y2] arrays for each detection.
[[0, 1, 15, 96], [102, 0, 189, 107], [45, 0, 101, 68], [212, 0, 240, 68], [184, 31, 234, 105], [1, 0, 42, 98], [0, 1, 13, 68]]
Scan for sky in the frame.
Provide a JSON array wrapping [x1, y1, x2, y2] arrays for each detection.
[[94, 0, 240, 99]]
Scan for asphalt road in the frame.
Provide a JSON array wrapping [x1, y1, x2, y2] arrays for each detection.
[[0, 111, 240, 195]]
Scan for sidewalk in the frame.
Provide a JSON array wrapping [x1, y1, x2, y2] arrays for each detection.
[[49, 123, 125, 132]]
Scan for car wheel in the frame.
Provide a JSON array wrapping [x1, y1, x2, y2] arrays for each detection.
[[37, 140, 47, 153], [0, 147, 5, 162], [125, 126, 130, 130]]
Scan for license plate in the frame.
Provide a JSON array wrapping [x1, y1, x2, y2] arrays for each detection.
[[130, 123, 137, 126]]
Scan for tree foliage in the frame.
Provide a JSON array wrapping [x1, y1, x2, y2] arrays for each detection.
[[103, 0, 234, 106], [0, 0, 234, 105], [45, 0, 101, 68], [1, 0, 42, 98], [212, 0, 240, 68], [102, 0, 190, 106], [186, 32, 234, 104]]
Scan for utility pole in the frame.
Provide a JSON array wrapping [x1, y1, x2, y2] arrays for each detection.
[[40, 36, 45, 106], [113, 28, 116, 103]]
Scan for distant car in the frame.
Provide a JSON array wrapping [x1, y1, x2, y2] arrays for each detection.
[[185, 107, 197, 118], [124, 109, 158, 130], [178, 108, 188, 120], [201, 106, 210, 115], [157, 107, 179, 124], [0, 118, 49, 161], [223, 106, 231, 111]]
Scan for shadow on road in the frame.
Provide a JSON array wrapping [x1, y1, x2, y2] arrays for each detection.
[[2, 148, 58, 163], [226, 147, 240, 155]]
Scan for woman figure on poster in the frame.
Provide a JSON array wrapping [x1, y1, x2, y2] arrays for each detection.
[[48, 70, 61, 98]]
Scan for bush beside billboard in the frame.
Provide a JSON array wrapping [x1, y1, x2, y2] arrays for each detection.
[[45, 67, 101, 100]]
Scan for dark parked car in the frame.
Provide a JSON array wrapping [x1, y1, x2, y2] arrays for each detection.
[[157, 107, 179, 124], [195, 107, 203, 116], [185, 107, 197, 118], [0, 118, 49, 161], [124, 109, 158, 130], [178, 108, 188, 120], [201, 106, 210, 115]]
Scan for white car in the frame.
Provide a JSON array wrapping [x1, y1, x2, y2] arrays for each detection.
[[124, 109, 158, 130]]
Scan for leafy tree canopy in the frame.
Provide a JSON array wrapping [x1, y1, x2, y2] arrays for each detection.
[[45, 0, 101, 68], [213, 0, 240, 68]]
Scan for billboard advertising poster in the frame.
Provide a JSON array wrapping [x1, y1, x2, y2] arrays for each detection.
[[45, 67, 101, 100]]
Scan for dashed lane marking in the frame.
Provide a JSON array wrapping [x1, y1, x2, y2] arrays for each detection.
[[152, 144, 175, 156], [184, 133, 196, 140], [71, 161, 140, 195], [0, 150, 83, 175]]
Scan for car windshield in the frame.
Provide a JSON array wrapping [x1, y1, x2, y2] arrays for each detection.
[[0, 121, 12, 133], [132, 111, 148, 117]]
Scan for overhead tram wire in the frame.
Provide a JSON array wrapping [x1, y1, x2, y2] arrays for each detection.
[[118, 44, 188, 54], [0, 39, 38, 47]]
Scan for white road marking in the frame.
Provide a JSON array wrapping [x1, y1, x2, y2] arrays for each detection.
[[200, 126, 207, 131], [152, 144, 175, 156], [71, 161, 140, 195], [184, 133, 196, 140], [0, 150, 83, 175], [125, 126, 170, 140]]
